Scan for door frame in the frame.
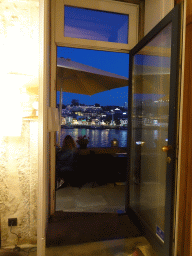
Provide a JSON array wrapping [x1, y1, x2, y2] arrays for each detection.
[[127, 3, 183, 256], [39, 0, 192, 255], [37, 0, 50, 255], [49, 0, 144, 216]]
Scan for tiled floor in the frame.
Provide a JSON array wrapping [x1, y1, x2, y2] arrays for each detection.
[[56, 183, 126, 213]]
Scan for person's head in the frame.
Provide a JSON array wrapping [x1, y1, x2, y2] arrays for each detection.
[[62, 135, 76, 150]]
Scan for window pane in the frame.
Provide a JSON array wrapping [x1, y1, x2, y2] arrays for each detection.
[[64, 6, 129, 44], [130, 23, 172, 239]]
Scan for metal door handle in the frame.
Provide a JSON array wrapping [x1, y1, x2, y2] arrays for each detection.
[[162, 145, 172, 152]]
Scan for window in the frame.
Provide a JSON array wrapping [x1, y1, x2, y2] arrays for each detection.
[[55, 0, 139, 52], [64, 6, 129, 44]]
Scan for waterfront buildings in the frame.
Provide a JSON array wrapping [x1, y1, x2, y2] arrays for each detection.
[[61, 104, 128, 128]]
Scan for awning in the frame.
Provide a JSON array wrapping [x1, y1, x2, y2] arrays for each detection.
[[56, 58, 128, 95]]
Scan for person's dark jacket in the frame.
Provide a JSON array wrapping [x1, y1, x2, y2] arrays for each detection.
[[56, 148, 78, 174]]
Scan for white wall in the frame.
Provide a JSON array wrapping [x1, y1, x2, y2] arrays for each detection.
[[0, 0, 39, 247], [145, 0, 174, 35]]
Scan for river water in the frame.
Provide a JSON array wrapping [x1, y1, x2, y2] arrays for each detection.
[[60, 127, 168, 149], [60, 128, 128, 148]]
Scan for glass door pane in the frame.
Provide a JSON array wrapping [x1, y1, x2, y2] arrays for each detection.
[[130, 22, 172, 239], [128, 4, 183, 255]]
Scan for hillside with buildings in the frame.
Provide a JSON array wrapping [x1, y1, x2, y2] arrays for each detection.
[[58, 101, 128, 129]]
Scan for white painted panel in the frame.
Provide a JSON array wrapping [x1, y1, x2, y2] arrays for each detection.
[[145, 0, 174, 36], [48, 107, 60, 132]]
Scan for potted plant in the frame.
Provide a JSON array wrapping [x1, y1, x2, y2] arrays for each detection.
[[76, 135, 89, 149]]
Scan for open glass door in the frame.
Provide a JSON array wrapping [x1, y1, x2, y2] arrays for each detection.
[[127, 3, 182, 256]]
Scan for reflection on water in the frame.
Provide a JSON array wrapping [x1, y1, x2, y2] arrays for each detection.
[[60, 128, 168, 148], [60, 128, 128, 148], [153, 130, 158, 140]]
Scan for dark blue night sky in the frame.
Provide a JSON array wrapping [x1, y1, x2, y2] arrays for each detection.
[[57, 47, 129, 106], [64, 6, 129, 44]]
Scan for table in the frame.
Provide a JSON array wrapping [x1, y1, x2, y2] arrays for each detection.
[[76, 147, 127, 187]]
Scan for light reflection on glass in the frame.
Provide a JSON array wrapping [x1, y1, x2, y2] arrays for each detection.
[[130, 22, 172, 236]]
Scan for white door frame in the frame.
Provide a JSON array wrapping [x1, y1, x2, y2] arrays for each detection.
[[49, 0, 139, 217], [37, 0, 50, 255]]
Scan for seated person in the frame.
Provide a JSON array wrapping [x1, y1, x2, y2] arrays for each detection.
[[56, 135, 78, 188]]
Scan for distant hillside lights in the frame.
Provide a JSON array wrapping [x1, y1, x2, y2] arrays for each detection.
[[60, 104, 128, 127], [120, 119, 128, 126]]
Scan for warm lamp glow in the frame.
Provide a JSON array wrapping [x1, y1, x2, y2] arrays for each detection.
[[111, 138, 119, 147], [32, 101, 39, 110], [2, 23, 39, 77], [0, 2, 39, 133], [0, 74, 39, 136], [0, 74, 23, 136]]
